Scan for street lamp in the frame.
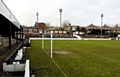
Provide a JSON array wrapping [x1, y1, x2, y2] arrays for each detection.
[[101, 14, 103, 37], [59, 9, 62, 29]]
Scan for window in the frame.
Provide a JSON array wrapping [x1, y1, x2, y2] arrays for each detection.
[[29, 29, 33, 32], [50, 31, 53, 33], [89, 27, 93, 29], [63, 31, 67, 33], [55, 31, 58, 33], [39, 29, 43, 34], [34, 29, 37, 32], [24, 29, 27, 32], [59, 31, 62, 33]]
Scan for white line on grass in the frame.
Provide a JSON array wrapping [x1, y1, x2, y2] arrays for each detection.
[[79, 50, 120, 63], [42, 49, 68, 77], [51, 59, 68, 77]]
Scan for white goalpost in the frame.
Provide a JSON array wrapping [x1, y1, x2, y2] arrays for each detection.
[[42, 32, 53, 58], [41, 32, 68, 77]]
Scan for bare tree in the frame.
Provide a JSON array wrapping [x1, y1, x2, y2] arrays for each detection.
[[63, 20, 71, 30], [45, 22, 51, 29]]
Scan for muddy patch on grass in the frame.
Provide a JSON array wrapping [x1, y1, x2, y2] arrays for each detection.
[[48, 51, 72, 54]]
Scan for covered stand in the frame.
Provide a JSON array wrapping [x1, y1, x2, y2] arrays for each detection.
[[0, 0, 23, 49]]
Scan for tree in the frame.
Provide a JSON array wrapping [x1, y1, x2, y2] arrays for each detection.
[[45, 22, 51, 29], [81, 27, 86, 32], [114, 24, 119, 32], [76, 26, 80, 32], [63, 20, 70, 30], [70, 25, 72, 31]]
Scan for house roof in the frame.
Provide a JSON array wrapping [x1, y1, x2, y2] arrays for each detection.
[[87, 24, 99, 27], [102, 24, 111, 28], [34, 22, 45, 27]]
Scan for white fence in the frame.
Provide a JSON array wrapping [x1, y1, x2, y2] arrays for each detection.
[[0, 37, 5, 44], [29, 37, 112, 43], [29, 38, 79, 43]]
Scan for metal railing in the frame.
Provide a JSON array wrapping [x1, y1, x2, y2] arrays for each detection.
[[2, 43, 30, 77]]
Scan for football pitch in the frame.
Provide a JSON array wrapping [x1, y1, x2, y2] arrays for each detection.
[[25, 40, 120, 77]]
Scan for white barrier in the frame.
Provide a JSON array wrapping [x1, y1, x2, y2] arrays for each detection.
[[118, 34, 120, 38], [84, 38, 111, 40], [3, 47, 30, 77], [29, 38, 79, 43], [73, 34, 82, 40], [3, 60, 30, 77], [117, 34, 120, 40], [15, 49, 23, 60], [29, 37, 112, 43], [3, 62, 25, 72], [24, 60, 30, 77], [3, 48, 25, 72]]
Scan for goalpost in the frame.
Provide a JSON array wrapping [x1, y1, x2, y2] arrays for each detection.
[[41, 32, 68, 77], [42, 32, 53, 58]]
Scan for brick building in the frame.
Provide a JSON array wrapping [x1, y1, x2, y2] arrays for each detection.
[[85, 24, 112, 38], [112, 25, 120, 33], [23, 22, 46, 37], [86, 24, 100, 30]]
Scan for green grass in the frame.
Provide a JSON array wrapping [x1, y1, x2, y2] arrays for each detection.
[[25, 40, 120, 77], [25, 41, 64, 77]]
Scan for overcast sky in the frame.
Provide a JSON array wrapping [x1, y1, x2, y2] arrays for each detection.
[[3, 0, 120, 27]]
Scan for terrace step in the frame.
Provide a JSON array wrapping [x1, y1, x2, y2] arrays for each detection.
[[1, 72, 24, 77]]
